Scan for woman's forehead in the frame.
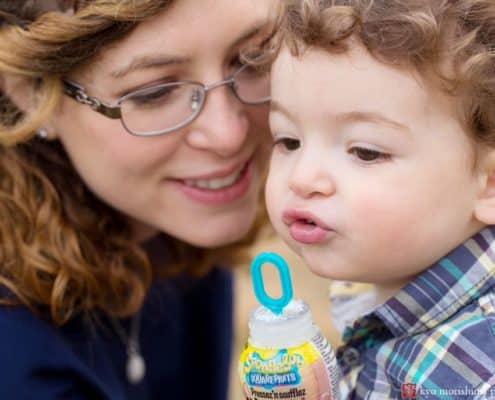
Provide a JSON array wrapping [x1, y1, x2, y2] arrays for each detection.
[[78, 0, 273, 80]]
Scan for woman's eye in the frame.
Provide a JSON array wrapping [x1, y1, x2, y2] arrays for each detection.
[[230, 55, 244, 69], [230, 55, 258, 73], [128, 85, 179, 106], [273, 137, 300, 151], [349, 147, 390, 162]]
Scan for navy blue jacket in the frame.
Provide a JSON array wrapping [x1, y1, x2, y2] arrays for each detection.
[[0, 267, 233, 400]]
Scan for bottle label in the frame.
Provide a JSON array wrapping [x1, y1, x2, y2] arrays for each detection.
[[239, 333, 340, 400]]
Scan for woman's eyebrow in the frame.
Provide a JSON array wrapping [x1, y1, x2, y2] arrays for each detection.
[[110, 55, 190, 79], [109, 23, 267, 79]]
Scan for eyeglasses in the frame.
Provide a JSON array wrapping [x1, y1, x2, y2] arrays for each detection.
[[62, 64, 270, 137]]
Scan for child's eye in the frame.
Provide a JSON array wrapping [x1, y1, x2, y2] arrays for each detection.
[[273, 137, 300, 151], [349, 147, 390, 162]]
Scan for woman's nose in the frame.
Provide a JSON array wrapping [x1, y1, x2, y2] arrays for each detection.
[[288, 152, 336, 199], [186, 84, 249, 157]]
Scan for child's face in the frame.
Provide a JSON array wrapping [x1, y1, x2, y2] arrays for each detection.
[[266, 44, 486, 287]]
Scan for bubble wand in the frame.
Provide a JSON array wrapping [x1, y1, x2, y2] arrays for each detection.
[[238, 251, 341, 400], [250, 251, 293, 315]]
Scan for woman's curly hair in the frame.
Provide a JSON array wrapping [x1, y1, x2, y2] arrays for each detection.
[[261, 0, 495, 148], [0, 0, 266, 325]]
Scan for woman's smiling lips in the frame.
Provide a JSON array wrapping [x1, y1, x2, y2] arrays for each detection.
[[282, 209, 334, 244], [169, 156, 255, 206]]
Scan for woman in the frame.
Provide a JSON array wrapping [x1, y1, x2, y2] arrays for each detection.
[[0, 0, 272, 399]]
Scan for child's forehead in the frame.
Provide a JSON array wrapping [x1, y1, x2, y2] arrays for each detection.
[[273, 42, 408, 84], [264, 0, 495, 151], [271, 43, 432, 117], [269, 42, 475, 154]]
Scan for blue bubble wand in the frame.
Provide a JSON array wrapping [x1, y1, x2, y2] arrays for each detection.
[[250, 252, 294, 315]]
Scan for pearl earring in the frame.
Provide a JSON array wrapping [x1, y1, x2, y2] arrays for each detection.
[[37, 128, 49, 139]]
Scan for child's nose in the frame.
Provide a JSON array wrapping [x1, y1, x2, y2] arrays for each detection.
[[288, 154, 335, 199]]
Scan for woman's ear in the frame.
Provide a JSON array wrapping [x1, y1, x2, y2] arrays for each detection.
[[474, 151, 495, 224], [1, 74, 34, 113], [1, 74, 58, 139]]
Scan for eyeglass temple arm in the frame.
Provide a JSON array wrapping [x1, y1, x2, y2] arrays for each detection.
[[62, 80, 122, 119]]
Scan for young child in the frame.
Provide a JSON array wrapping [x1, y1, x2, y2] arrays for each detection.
[[263, 0, 495, 398]]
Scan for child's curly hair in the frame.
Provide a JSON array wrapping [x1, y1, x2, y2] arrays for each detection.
[[260, 0, 495, 148]]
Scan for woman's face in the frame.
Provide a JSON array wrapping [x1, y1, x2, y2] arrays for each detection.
[[51, 0, 272, 246]]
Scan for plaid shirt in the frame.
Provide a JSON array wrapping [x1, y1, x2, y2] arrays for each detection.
[[336, 227, 495, 399]]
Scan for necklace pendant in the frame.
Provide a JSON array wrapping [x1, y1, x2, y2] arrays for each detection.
[[127, 351, 146, 384]]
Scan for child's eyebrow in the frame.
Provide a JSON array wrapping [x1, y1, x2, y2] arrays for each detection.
[[270, 100, 292, 120], [270, 101, 410, 133], [336, 111, 410, 132]]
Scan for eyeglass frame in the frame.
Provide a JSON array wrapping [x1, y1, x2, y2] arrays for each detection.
[[62, 64, 270, 137]]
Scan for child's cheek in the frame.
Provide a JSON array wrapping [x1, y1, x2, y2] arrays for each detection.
[[265, 169, 288, 232], [349, 191, 420, 250]]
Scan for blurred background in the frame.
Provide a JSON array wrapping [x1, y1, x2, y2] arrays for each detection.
[[228, 235, 342, 400]]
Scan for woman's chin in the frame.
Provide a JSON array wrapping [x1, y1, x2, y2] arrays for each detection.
[[139, 199, 260, 248], [188, 217, 256, 248], [191, 227, 253, 249]]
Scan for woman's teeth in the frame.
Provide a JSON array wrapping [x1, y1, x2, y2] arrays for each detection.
[[184, 164, 245, 190]]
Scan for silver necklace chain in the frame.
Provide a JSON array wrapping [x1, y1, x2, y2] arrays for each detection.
[[109, 309, 146, 384]]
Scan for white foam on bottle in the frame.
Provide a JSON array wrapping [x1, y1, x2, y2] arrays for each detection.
[[249, 299, 318, 348]]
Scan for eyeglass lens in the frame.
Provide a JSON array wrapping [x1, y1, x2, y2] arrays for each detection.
[[119, 65, 270, 136]]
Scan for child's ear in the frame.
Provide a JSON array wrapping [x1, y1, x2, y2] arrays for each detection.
[[474, 150, 495, 224]]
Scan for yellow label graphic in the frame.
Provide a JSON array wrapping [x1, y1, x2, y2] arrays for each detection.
[[239, 337, 337, 400]]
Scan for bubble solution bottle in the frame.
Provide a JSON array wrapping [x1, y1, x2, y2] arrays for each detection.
[[239, 252, 340, 400]]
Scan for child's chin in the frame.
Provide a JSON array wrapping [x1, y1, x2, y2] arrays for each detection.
[[308, 266, 335, 279], [307, 259, 356, 281], [282, 236, 304, 255]]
